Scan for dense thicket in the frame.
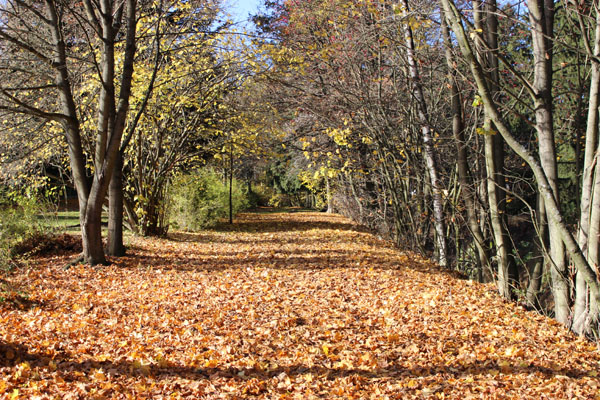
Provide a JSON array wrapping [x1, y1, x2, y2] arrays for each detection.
[[249, 0, 600, 336]]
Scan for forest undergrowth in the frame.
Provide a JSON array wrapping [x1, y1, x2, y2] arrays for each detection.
[[0, 211, 599, 399]]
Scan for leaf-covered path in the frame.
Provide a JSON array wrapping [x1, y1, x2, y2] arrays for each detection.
[[1, 211, 599, 399]]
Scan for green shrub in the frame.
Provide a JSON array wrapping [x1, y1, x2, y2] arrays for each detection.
[[267, 192, 308, 208], [247, 182, 273, 208], [267, 192, 289, 207], [169, 169, 249, 230], [0, 195, 50, 268]]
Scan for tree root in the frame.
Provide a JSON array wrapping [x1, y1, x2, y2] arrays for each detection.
[[63, 253, 84, 270]]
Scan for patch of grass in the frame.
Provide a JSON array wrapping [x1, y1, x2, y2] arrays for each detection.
[[36, 211, 108, 234]]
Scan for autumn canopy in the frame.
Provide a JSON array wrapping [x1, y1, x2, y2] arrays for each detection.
[[1, 0, 600, 397]]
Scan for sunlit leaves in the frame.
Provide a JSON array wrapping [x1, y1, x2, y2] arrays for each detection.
[[0, 211, 599, 397]]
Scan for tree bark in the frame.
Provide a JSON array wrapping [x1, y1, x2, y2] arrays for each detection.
[[107, 152, 126, 256], [442, 18, 489, 280], [229, 143, 233, 225], [45, 0, 104, 263], [526, 192, 547, 309], [473, 0, 518, 296], [401, 0, 448, 267], [326, 174, 333, 213], [442, 0, 600, 325], [574, 6, 600, 335], [528, 0, 569, 325]]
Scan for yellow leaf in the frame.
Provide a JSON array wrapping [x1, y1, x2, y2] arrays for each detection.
[[503, 346, 523, 357], [156, 355, 170, 368], [406, 379, 418, 388], [518, 360, 530, 368], [131, 360, 150, 375], [94, 369, 107, 381], [387, 333, 400, 343], [333, 359, 353, 369], [497, 359, 511, 372]]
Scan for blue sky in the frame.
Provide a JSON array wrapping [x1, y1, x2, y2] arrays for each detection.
[[227, 0, 263, 24]]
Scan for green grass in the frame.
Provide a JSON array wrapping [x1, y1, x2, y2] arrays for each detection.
[[36, 211, 108, 234]]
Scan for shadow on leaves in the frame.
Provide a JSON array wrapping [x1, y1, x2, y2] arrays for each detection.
[[0, 340, 589, 384]]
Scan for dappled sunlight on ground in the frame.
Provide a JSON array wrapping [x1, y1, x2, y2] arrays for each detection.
[[0, 212, 598, 398]]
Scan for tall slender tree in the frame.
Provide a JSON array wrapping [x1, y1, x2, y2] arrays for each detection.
[[442, 0, 600, 330], [400, 0, 448, 267]]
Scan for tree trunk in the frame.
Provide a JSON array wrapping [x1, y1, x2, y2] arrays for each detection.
[[442, 0, 600, 325], [107, 152, 126, 256], [583, 163, 600, 317], [81, 210, 106, 263], [442, 18, 489, 280], [401, 0, 448, 267], [473, 0, 518, 296], [45, 1, 104, 264], [528, 0, 569, 325], [229, 143, 233, 224], [82, 0, 137, 264], [326, 174, 333, 213], [526, 193, 547, 309], [347, 172, 363, 219], [2, 1, 138, 266], [485, 129, 518, 298], [123, 195, 139, 234], [574, 7, 600, 335]]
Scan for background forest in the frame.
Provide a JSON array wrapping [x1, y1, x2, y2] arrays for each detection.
[[2, 0, 600, 338]]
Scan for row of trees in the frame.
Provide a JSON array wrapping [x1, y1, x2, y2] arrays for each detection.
[[249, 0, 600, 336], [3, 0, 600, 336], [0, 1, 270, 261]]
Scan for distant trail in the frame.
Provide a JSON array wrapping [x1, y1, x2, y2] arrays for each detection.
[[1, 211, 599, 399]]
